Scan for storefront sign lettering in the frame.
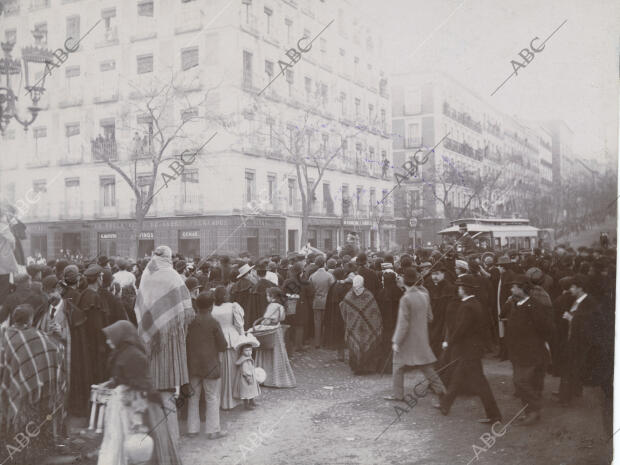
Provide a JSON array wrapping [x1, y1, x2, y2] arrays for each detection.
[[99, 233, 117, 239], [138, 231, 154, 240], [180, 230, 200, 239]]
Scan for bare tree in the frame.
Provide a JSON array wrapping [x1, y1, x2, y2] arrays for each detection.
[[91, 73, 220, 256]]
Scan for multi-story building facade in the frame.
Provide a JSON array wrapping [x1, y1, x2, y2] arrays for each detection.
[[0, 0, 395, 259], [391, 72, 558, 247]]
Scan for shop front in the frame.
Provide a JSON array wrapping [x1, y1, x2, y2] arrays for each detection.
[[24, 215, 286, 260]]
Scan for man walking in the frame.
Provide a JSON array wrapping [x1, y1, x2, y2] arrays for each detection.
[[309, 256, 335, 348], [385, 268, 446, 404], [439, 275, 501, 423], [505, 275, 554, 425]]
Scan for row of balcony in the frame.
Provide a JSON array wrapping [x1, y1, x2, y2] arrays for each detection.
[[443, 137, 484, 161], [21, 193, 393, 223], [443, 103, 483, 133]]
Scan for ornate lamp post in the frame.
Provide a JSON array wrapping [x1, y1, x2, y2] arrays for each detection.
[[0, 29, 53, 133]]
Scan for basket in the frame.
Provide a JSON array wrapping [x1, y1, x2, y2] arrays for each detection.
[[286, 296, 299, 315], [250, 318, 278, 349]]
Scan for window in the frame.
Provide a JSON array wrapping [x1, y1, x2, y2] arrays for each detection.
[[263, 7, 272, 34], [242, 0, 252, 23], [320, 83, 327, 105], [267, 174, 276, 203], [288, 178, 296, 207], [323, 183, 332, 213], [65, 178, 80, 215], [369, 188, 376, 210], [66, 66, 80, 78], [368, 104, 374, 124], [34, 23, 47, 44], [102, 8, 117, 41], [286, 70, 294, 96], [100, 60, 115, 72], [245, 170, 255, 203], [380, 109, 386, 130], [100, 177, 116, 207], [265, 60, 273, 79], [66, 15, 80, 45], [321, 134, 328, 156], [181, 47, 199, 70], [182, 170, 199, 202], [407, 190, 420, 210], [340, 92, 346, 116], [381, 189, 388, 212], [138, 175, 153, 199], [243, 51, 253, 87], [266, 116, 275, 147], [33, 127, 47, 139], [285, 18, 292, 43], [137, 54, 153, 74], [5, 29, 16, 44], [320, 38, 326, 53], [30, 0, 49, 9], [304, 77, 312, 98], [354, 98, 360, 117], [342, 185, 349, 214], [356, 187, 363, 211], [33, 180, 47, 194], [65, 123, 80, 137], [138, 0, 154, 17]]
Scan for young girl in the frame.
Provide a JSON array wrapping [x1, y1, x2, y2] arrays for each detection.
[[233, 337, 261, 410], [263, 287, 286, 326]]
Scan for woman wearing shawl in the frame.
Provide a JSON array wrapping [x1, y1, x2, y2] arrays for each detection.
[[282, 262, 313, 352], [98, 321, 183, 465], [0, 304, 66, 465], [339, 276, 384, 374], [377, 266, 404, 374], [323, 268, 352, 360], [134, 246, 194, 443]]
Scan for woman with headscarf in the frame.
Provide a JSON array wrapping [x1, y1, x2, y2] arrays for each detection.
[[339, 275, 384, 374], [98, 321, 182, 465], [377, 265, 403, 374], [134, 245, 194, 443], [0, 304, 66, 465], [282, 262, 313, 352], [323, 268, 352, 361]]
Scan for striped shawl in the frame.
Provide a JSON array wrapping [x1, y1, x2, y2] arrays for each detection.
[[0, 325, 66, 429], [135, 255, 194, 389]]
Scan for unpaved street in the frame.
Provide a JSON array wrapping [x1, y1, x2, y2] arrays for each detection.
[[179, 349, 612, 465]]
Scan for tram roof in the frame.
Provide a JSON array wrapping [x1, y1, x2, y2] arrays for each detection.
[[448, 218, 531, 226], [438, 224, 540, 235]]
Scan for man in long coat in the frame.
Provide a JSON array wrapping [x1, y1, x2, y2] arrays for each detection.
[[505, 275, 554, 425], [385, 269, 446, 402], [439, 275, 501, 423]]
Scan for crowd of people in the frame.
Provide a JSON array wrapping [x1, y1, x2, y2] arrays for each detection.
[[0, 233, 615, 464]]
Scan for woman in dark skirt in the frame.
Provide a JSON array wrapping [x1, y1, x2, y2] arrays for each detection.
[[376, 267, 403, 373], [323, 268, 351, 360], [282, 262, 312, 352]]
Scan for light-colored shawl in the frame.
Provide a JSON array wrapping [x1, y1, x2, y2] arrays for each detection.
[[135, 253, 194, 389]]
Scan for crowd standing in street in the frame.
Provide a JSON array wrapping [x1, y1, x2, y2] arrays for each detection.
[[0, 221, 616, 464]]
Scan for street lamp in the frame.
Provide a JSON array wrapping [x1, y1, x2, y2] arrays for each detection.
[[0, 29, 53, 133]]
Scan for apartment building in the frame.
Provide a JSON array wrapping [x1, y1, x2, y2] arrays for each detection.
[[0, 0, 395, 259], [390, 72, 558, 247]]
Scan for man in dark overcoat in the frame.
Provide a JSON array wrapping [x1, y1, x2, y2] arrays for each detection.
[[505, 275, 554, 425], [439, 275, 501, 424]]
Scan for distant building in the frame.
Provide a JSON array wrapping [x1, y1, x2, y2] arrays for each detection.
[[391, 72, 562, 248]]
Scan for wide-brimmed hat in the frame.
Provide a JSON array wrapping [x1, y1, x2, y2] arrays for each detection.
[[185, 277, 202, 292], [481, 252, 495, 264], [455, 259, 469, 271], [234, 334, 260, 351], [237, 263, 255, 279], [567, 274, 589, 291]]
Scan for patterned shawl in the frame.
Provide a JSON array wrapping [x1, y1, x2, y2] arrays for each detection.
[[339, 289, 383, 359], [0, 325, 66, 429], [135, 254, 194, 389]]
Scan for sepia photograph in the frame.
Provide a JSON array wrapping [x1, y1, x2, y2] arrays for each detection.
[[0, 0, 618, 463]]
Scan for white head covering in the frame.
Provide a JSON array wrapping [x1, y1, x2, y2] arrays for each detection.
[[153, 245, 172, 263], [352, 275, 365, 296], [455, 259, 469, 272]]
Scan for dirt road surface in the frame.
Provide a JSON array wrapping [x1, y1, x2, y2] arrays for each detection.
[[179, 349, 612, 465]]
